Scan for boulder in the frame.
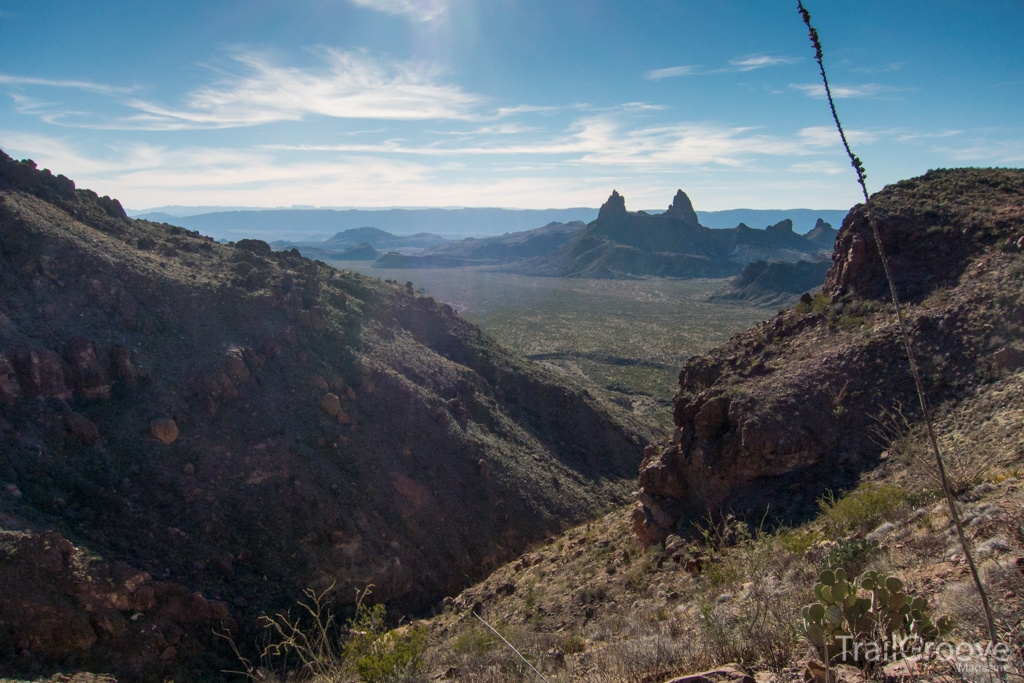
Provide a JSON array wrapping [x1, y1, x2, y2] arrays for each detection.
[[150, 418, 179, 444], [321, 392, 342, 417], [63, 337, 111, 399], [631, 503, 669, 547], [994, 346, 1024, 371], [66, 412, 100, 444], [11, 347, 71, 399], [663, 664, 754, 683], [109, 345, 137, 388]]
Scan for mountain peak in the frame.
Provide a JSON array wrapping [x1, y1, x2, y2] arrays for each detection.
[[665, 189, 698, 225], [598, 190, 627, 219], [765, 218, 794, 234]]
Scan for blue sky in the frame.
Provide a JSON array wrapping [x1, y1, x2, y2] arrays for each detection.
[[0, 0, 1021, 211]]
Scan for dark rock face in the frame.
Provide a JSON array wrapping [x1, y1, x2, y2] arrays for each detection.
[[633, 168, 1024, 543], [826, 168, 1024, 301], [0, 529, 231, 678], [805, 217, 838, 250], [665, 189, 699, 225], [597, 190, 628, 220]]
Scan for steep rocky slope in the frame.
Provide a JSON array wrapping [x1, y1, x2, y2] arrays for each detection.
[[0, 151, 648, 679], [634, 168, 1024, 543]]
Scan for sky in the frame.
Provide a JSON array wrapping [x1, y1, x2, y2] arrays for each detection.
[[0, 0, 1021, 212]]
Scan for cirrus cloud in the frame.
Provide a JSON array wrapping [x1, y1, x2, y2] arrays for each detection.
[[347, 0, 446, 22], [1, 49, 481, 130]]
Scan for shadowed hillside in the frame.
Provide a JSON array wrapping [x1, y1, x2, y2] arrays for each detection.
[[0, 151, 649, 680]]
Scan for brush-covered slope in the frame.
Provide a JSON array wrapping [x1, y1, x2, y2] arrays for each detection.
[[709, 259, 832, 305], [634, 168, 1024, 543], [510, 190, 833, 279], [0, 151, 646, 679]]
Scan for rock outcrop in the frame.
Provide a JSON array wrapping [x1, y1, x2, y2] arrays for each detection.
[[597, 189, 628, 220], [0, 528, 230, 680], [634, 168, 1024, 543]]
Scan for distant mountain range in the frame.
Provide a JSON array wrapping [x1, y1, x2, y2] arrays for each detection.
[[266, 191, 840, 287], [697, 208, 848, 231], [369, 190, 836, 280], [131, 205, 847, 242], [132, 207, 602, 242], [487, 190, 837, 279]]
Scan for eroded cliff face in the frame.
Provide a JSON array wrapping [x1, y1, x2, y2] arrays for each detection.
[[633, 169, 1024, 545], [0, 151, 647, 679]]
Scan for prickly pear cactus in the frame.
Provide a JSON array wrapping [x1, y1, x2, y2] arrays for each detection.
[[801, 568, 952, 665]]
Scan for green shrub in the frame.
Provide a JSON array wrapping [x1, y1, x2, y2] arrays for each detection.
[[451, 624, 496, 658], [343, 601, 427, 683], [776, 527, 823, 555], [818, 484, 906, 536], [561, 632, 587, 655]]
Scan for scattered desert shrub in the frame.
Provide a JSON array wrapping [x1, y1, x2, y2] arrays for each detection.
[[822, 537, 882, 576], [451, 623, 498, 660], [232, 587, 347, 683], [818, 483, 907, 536], [873, 402, 989, 498], [776, 526, 823, 555], [231, 586, 428, 683], [584, 628, 701, 683], [343, 601, 428, 683]]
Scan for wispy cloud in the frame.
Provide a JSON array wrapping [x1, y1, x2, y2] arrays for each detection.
[[729, 55, 801, 71], [942, 133, 1024, 165], [347, 0, 446, 22], [644, 66, 696, 81], [646, 54, 800, 80], [0, 74, 134, 96], [893, 129, 961, 142], [788, 160, 846, 175], [4, 50, 482, 130], [131, 49, 480, 128], [789, 82, 907, 99], [264, 118, 856, 170], [797, 125, 876, 147], [850, 62, 902, 75]]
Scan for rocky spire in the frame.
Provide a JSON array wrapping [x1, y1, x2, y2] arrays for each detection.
[[664, 189, 698, 225], [598, 190, 627, 220], [766, 219, 794, 234]]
